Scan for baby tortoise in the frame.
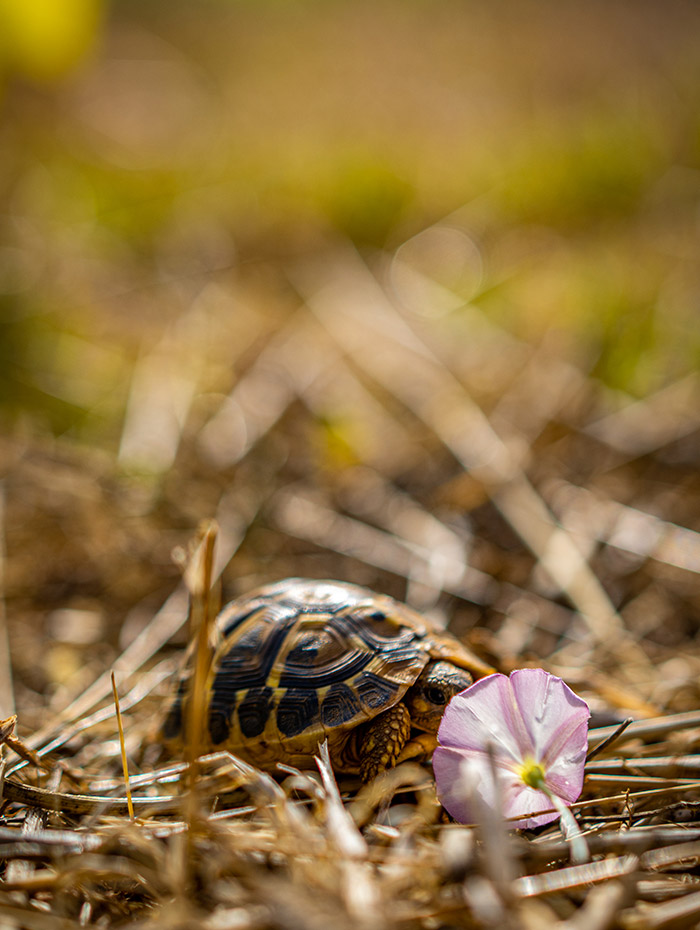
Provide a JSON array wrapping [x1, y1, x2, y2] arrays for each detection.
[[162, 578, 492, 781]]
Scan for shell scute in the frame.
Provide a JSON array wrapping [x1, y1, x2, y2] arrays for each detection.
[[345, 609, 420, 648], [321, 683, 363, 727], [279, 643, 372, 689], [161, 678, 186, 741], [216, 611, 295, 690], [208, 708, 232, 745], [354, 671, 402, 710], [237, 686, 274, 739], [276, 688, 320, 738]]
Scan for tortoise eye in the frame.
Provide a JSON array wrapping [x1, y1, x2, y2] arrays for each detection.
[[425, 686, 447, 706]]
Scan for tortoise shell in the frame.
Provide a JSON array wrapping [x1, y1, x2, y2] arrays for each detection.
[[162, 578, 491, 775]]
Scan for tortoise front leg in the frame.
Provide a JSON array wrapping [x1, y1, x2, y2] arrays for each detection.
[[358, 702, 412, 782], [396, 732, 437, 764]]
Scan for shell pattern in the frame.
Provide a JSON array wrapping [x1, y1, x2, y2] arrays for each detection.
[[162, 578, 485, 773]]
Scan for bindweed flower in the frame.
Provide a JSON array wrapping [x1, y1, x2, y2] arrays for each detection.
[[433, 668, 590, 829]]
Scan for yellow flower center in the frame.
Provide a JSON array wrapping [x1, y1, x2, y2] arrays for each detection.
[[519, 758, 547, 791]]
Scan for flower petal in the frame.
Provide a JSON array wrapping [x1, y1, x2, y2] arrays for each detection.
[[432, 746, 479, 824], [500, 779, 558, 829], [433, 745, 560, 829], [509, 669, 590, 777], [437, 673, 534, 764]]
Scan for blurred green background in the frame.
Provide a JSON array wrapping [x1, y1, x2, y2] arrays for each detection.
[[0, 0, 699, 442]]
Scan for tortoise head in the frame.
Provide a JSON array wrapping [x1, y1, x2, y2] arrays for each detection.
[[404, 660, 473, 732]]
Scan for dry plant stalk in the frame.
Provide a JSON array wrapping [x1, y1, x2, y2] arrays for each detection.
[[110, 672, 135, 822], [182, 521, 219, 790], [0, 716, 49, 773]]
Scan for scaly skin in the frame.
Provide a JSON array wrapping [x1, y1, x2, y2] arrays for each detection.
[[358, 702, 413, 782]]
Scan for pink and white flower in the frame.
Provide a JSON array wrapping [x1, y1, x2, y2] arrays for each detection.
[[433, 668, 590, 829]]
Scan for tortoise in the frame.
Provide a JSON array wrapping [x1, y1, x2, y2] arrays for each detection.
[[162, 578, 493, 781]]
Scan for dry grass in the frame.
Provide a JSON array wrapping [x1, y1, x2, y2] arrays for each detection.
[[2, 232, 700, 929]]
